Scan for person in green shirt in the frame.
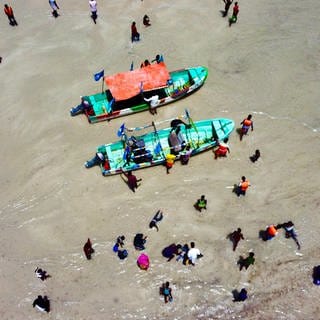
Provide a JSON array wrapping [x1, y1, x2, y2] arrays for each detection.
[[239, 252, 255, 271]]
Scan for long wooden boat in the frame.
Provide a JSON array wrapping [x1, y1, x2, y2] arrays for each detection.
[[85, 114, 235, 176], [71, 62, 208, 123]]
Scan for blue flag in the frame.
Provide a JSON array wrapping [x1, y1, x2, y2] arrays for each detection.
[[123, 146, 130, 160], [130, 61, 134, 71], [154, 142, 162, 155], [117, 123, 125, 137], [94, 70, 104, 81]]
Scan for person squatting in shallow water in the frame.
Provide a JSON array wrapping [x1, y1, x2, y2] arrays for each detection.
[[35, 267, 51, 281], [4, 4, 18, 26], [149, 210, 163, 231], [89, 0, 98, 24], [33, 295, 50, 313], [229, 2, 239, 27], [194, 195, 207, 212], [159, 282, 173, 303], [239, 114, 253, 141], [83, 238, 95, 260], [121, 170, 142, 192]]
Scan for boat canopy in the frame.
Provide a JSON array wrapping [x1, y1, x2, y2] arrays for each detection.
[[104, 62, 170, 101]]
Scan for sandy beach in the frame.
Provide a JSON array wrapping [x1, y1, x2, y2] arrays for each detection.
[[1, 0, 319, 319]]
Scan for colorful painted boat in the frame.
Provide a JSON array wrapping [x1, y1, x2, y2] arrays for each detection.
[[85, 114, 235, 176], [71, 62, 208, 123]]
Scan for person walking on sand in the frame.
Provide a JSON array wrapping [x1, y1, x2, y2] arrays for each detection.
[[239, 252, 255, 271], [89, 0, 98, 24], [49, 0, 60, 18], [4, 4, 18, 26], [279, 221, 301, 250], [235, 176, 250, 197], [230, 228, 244, 251], [229, 2, 239, 27], [222, 0, 233, 17], [160, 282, 173, 303], [121, 170, 142, 192], [83, 238, 95, 260], [239, 114, 253, 141], [165, 153, 176, 174], [131, 21, 140, 42], [233, 288, 248, 302], [149, 210, 163, 231]]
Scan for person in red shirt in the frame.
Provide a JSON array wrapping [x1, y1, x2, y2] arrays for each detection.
[[229, 2, 239, 27], [4, 4, 18, 26], [122, 170, 142, 192]]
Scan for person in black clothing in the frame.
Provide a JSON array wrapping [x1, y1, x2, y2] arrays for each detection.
[[222, 0, 233, 17], [149, 210, 163, 231], [33, 295, 50, 313], [133, 233, 147, 250], [35, 267, 51, 281]]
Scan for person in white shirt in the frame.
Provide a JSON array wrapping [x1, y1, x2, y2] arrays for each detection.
[[89, 0, 98, 24], [187, 242, 203, 265], [49, 0, 60, 18], [144, 95, 159, 115]]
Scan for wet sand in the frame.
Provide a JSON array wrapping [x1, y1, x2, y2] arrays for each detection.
[[0, 0, 319, 319]]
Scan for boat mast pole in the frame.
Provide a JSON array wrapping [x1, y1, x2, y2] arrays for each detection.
[[101, 76, 105, 93]]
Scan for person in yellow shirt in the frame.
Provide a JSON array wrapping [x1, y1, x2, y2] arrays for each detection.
[[165, 153, 176, 174]]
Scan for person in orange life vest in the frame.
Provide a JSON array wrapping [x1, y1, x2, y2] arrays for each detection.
[[4, 4, 18, 26], [265, 224, 278, 240], [239, 114, 253, 141], [131, 21, 140, 42], [236, 176, 250, 197], [214, 138, 230, 159], [165, 153, 176, 174]]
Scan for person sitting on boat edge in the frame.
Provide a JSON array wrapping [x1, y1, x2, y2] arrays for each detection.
[[152, 54, 164, 64], [140, 59, 151, 68]]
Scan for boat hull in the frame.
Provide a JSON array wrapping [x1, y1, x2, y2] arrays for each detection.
[[89, 118, 235, 176]]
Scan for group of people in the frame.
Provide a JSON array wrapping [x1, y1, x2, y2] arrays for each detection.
[[32, 268, 51, 313], [221, 0, 240, 27]]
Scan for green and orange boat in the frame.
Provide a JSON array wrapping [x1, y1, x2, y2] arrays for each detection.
[[70, 63, 208, 123]]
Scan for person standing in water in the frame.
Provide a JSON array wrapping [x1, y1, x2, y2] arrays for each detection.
[[89, 0, 98, 24], [4, 4, 18, 26], [239, 114, 253, 141]]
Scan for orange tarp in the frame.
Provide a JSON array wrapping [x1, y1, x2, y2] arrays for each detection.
[[104, 62, 170, 101]]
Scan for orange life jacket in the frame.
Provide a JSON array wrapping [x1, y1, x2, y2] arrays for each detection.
[[4, 6, 13, 16], [241, 180, 250, 191], [243, 119, 252, 127], [267, 225, 277, 236]]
